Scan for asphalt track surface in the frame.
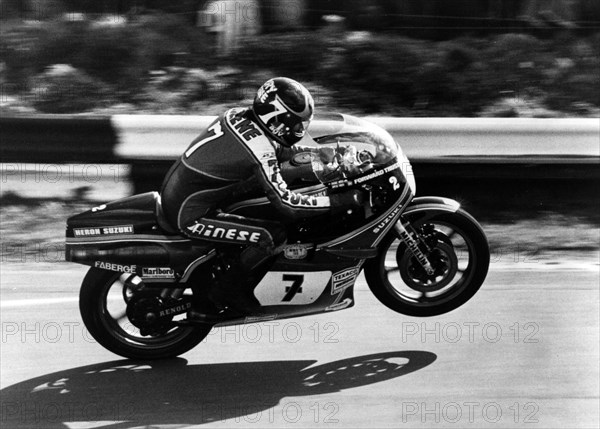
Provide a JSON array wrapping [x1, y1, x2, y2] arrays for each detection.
[[1, 261, 598, 429]]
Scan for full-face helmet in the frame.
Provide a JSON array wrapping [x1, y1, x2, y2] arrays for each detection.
[[252, 77, 314, 147]]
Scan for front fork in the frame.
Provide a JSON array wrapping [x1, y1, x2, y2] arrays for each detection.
[[393, 220, 435, 275]]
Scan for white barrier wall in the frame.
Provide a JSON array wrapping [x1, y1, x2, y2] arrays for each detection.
[[112, 115, 600, 162]]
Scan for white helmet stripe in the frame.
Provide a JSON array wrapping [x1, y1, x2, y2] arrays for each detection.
[[277, 94, 312, 119]]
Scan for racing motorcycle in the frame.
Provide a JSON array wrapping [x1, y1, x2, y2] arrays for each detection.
[[66, 113, 489, 360]]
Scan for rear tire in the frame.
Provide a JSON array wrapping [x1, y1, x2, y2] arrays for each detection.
[[80, 268, 211, 360], [365, 208, 489, 317]]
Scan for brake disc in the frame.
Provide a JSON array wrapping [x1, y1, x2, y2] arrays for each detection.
[[398, 241, 458, 292]]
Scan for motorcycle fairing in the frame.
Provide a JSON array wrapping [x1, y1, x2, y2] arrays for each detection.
[[231, 254, 363, 325], [245, 185, 413, 321], [243, 197, 462, 321], [318, 182, 413, 251]]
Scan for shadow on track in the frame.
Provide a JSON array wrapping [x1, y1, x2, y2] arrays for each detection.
[[0, 350, 436, 428]]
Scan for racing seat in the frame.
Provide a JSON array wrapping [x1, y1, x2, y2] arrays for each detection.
[[155, 193, 180, 235]]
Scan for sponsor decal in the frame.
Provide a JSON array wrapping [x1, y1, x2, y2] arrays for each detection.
[[281, 189, 320, 207], [310, 189, 329, 197], [260, 151, 276, 161], [269, 122, 286, 137], [395, 224, 433, 273], [142, 267, 176, 279], [229, 113, 262, 141], [328, 161, 402, 190], [256, 79, 277, 103], [102, 225, 134, 235], [74, 225, 134, 237], [159, 302, 192, 317], [74, 227, 102, 237], [186, 222, 261, 243], [326, 298, 353, 312], [94, 261, 136, 273], [352, 161, 401, 184], [331, 267, 360, 294], [329, 179, 352, 189], [274, 167, 324, 209], [283, 244, 311, 260], [372, 206, 401, 234]]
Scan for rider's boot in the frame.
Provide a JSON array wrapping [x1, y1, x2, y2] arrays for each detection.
[[208, 263, 262, 315]]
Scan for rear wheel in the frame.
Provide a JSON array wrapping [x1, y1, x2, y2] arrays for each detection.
[[80, 268, 212, 360], [365, 208, 489, 317]]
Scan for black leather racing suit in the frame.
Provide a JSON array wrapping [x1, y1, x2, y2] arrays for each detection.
[[160, 107, 358, 273]]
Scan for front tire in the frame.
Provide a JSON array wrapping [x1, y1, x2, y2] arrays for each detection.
[[365, 208, 489, 317], [80, 268, 211, 360]]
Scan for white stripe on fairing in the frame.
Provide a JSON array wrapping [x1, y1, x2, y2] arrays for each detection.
[[318, 185, 411, 248], [180, 250, 217, 282], [67, 236, 191, 245]]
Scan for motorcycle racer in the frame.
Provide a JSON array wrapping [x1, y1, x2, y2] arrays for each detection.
[[160, 77, 364, 318]]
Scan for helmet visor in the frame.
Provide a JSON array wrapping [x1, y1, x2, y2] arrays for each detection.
[[302, 119, 311, 132], [292, 119, 310, 139]]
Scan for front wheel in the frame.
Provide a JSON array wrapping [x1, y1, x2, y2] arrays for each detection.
[[364, 208, 489, 317], [80, 268, 212, 360]]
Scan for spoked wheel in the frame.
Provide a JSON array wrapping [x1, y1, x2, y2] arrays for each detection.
[[80, 268, 212, 360], [365, 208, 489, 316]]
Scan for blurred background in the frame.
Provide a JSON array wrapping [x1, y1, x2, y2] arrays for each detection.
[[1, 0, 599, 117], [0, 0, 598, 264]]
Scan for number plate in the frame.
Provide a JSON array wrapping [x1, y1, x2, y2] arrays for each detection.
[[253, 271, 332, 306]]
